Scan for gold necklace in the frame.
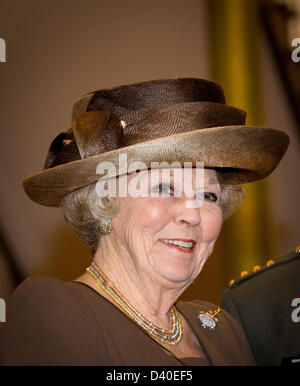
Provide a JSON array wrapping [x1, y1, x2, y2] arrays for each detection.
[[86, 262, 183, 345]]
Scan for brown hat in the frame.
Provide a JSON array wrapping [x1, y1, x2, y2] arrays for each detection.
[[23, 78, 289, 207]]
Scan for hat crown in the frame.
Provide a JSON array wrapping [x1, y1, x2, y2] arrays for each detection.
[[86, 78, 227, 117]]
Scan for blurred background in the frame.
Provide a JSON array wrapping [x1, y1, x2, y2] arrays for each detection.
[[0, 0, 299, 305]]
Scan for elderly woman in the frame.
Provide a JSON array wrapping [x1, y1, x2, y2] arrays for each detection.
[[0, 79, 289, 366]]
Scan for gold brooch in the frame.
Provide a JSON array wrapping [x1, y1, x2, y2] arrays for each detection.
[[197, 306, 220, 330]]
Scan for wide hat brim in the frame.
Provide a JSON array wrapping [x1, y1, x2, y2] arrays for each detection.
[[23, 124, 289, 207]]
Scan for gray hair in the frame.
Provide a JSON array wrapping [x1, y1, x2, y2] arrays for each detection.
[[60, 182, 245, 255], [60, 182, 119, 255]]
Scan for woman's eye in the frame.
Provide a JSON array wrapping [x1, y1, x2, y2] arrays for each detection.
[[197, 191, 219, 203], [204, 192, 219, 202], [152, 183, 174, 196]]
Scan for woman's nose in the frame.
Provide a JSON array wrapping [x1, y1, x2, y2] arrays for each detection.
[[174, 198, 202, 227]]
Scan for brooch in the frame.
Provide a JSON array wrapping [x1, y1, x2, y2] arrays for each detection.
[[197, 306, 220, 330]]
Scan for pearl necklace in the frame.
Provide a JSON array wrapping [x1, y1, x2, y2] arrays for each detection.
[[86, 262, 183, 345]]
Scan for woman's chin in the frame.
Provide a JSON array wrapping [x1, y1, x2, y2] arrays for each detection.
[[154, 262, 197, 286], [149, 247, 199, 284]]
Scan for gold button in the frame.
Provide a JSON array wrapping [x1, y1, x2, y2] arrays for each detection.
[[228, 279, 235, 287], [266, 259, 275, 267], [252, 265, 261, 272], [240, 270, 249, 277]]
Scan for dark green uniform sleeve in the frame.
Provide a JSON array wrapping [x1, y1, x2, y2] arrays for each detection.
[[221, 247, 300, 366]]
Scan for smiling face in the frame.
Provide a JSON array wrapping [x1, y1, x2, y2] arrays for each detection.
[[111, 168, 223, 290]]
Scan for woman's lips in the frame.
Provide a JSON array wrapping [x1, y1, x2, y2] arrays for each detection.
[[159, 238, 196, 254]]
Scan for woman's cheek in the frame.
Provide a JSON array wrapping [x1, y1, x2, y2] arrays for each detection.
[[202, 207, 223, 241], [137, 199, 171, 224]]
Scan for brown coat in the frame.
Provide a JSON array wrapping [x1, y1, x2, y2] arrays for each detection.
[[0, 275, 254, 366]]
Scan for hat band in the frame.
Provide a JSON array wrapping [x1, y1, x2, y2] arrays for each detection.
[[121, 102, 246, 146], [44, 102, 246, 169]]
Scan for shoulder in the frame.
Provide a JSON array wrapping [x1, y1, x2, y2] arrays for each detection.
[[225, 245, 300, 292], [221, 245, 300, 312], [7, 275, 88, 316], [11, 274, 75, 296], [3, 275, 93, 339], [11, 274, 72, 298], [220, 245, 300, 365], [0, 275, 108, 365], [4, 275, 105, 336]]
